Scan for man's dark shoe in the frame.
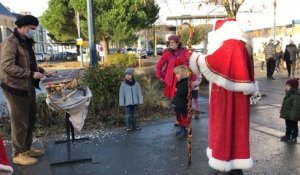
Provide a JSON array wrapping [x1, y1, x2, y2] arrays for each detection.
[[267, 76, 275, 80]]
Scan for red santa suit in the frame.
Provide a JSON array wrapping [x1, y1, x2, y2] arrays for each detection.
[[189, 19, 258, 172], [0, 136, 13, 175]]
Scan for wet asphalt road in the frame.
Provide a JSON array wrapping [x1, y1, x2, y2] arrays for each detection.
[[5, 63, 300, 175]]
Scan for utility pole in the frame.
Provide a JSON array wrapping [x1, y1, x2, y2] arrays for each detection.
[[76, 12, 84, 67], [153, 25, 157, 56], [87, 0, 98, 67], [273, 0, 276, 40]]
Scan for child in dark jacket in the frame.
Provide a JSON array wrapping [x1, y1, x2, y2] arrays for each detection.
[[172, 65, 190, 138], [280, 78, 300, 144], [119, 68, 143, 131]]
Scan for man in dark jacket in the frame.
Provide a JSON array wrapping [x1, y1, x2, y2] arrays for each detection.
[[264, 39, 276, 80], [284, 40, 299, 77], [0, 15, 45, 165]]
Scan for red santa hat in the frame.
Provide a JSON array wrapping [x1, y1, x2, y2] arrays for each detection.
[[214, 18, 236, 31], [0, 137, 13, 175], [189, 19, 258, 95]]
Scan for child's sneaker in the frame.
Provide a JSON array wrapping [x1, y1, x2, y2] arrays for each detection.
[[280, 135, 289, 142], [175, 128, 182, 136], [132, 127, 141, 131], [287, 138, 297, 144], [194, 111, 200, 119], [126, 128, 132, 131], [177, 127, 187, 138]]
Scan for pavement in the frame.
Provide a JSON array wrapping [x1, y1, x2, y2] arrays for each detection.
[[4, 61, 300, 175]]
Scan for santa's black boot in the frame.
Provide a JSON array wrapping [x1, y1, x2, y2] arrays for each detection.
[[225, 169, 243, 175]]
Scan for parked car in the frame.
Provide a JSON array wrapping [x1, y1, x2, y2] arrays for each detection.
[[136, 49, 147, 59], [43, 53, 52, 61], [156, 47, 164, 55], [146, 49, 153, 56], [126, 48, 137, 55], [35, 53, 45, 62]]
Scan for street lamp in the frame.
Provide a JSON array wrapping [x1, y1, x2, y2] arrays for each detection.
[[273, 0, 277, 40], [86, 0, 98, 67]]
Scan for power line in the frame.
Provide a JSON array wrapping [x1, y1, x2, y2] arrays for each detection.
[[163, 0, 172, 13]]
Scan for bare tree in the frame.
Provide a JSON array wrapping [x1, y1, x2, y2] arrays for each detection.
[[208, 0, 245, 18]]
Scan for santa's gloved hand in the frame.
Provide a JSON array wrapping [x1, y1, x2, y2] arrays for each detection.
[[250, 91, 262, 105]]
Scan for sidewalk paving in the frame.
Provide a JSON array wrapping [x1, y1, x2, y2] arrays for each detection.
[[5, 62, 300, 175]]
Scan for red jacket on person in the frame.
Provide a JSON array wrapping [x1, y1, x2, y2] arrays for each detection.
[[156, 48, 193, 98]]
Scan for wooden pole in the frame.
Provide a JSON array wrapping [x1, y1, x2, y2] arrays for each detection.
[[187, 72, 192, 165]]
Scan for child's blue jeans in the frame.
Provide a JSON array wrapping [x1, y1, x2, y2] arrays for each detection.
[[125, 105, 137, 129]]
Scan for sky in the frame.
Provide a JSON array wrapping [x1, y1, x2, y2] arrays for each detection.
[[0, 0, 48, 17], [1, 0, 300, 31], [157, 0, 300, 30]]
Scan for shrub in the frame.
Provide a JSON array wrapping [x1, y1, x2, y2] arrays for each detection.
[[135, 68, 171, 119], [105, 53, 137, 67], [35, 94, 64, 127], [81, 65, 124, 123], [1, 66, 173, 138], [81, 66, 172, 126], [0, 102, 10, 139]]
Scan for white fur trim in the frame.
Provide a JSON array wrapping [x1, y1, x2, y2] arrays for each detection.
[[189, 52, 258, 94], [207, 20, 246, 55], [189, 52, 202, 75], [206, 147, 253, 172], [0, 164, 13, 175], [198, 56, 258, 95]]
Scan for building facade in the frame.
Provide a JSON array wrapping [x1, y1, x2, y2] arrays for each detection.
[[0, 3, 16, 42], [246, 20, 300, 54]]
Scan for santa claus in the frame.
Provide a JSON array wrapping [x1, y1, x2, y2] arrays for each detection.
[[0, 136, 13, 175], [189, 19, 258, 173]]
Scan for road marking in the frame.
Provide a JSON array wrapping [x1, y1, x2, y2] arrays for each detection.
[[250, 122, 300, 145]]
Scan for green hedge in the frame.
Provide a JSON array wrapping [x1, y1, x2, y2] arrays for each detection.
[[105, 53, 137, 67], [82, 65, 124, 124], [82, 66, 170, 126]]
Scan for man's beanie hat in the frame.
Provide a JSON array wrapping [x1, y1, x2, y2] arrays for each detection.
[[15, 15, 39, 27], [286, 78, 299, 89], [125, 68, 134, 75]]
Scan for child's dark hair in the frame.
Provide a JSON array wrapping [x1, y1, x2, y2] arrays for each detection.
[[286, 78, 299, 89]]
